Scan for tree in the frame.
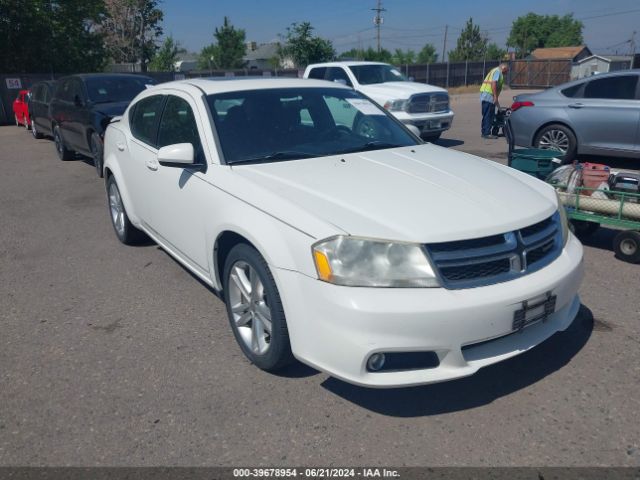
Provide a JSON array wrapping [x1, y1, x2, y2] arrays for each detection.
[[0, 0, 106, 73], [507, 13, 583, 58], [417, 43, 438, 64], [197, 44, 219, 70], [392, 49, 416, 65], [101, 0, 164, 71], [338, 47, 391, 63], [198, 17, 246, 70], [485, 43, 507, 60], [149, 36, 181, 71], [448, 18, 488, 61], [279, 22, 335, 67]]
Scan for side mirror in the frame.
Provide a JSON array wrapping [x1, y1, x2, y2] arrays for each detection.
[[158, 143, 195, 166], [406, 125, 421, 137], [74, 94, 84, 107], [333, 78, 347, 85], [408, 76, 415, 82]]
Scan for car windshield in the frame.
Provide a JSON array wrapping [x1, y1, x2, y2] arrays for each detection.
[[86, 77, 152, 104], [207, 87, 419, 165], [348, 64, 408, 85]]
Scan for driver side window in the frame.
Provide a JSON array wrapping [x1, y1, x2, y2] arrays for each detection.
[[157, 95, 204, 162]]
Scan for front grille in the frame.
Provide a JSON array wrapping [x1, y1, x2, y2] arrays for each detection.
[[425, 214, 563, 289], [407, 93, 449, 114]]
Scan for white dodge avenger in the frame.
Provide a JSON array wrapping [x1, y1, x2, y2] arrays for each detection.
[[103, 78, 584, 388]]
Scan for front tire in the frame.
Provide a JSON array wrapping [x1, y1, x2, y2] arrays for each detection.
[[91, 132, 104, 178], [53, 126, 74, 161], [534, 124, 577, 164], [223, 244, 294, 371], [31, 119, 43, 139], [106, 176, 147, 245], [613, 231, 640, 264]]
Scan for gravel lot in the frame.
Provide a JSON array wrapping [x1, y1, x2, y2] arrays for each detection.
[[1, 90, 639, 467]]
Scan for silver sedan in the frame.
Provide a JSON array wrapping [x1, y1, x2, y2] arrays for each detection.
[[509, 70, 640, 162]]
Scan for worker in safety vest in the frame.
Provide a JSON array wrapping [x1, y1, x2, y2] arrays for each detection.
[[480, 63, 508, 139]]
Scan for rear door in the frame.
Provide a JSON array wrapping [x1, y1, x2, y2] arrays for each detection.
[[565, 74, 640, 154]]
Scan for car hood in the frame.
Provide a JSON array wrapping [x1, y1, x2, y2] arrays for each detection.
[[231, 144, 557, 243], [92, 101, 131, 118], [359, 82, 447, 101]]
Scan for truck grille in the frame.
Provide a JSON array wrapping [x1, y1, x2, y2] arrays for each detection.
[[425, 214, 563, 289], [407, 93, 449, 114]]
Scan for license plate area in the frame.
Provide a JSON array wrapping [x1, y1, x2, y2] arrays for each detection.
[[512, 291, 556, 332]]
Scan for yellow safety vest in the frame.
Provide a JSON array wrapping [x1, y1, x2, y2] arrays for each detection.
[[480, 67, 504, 96]]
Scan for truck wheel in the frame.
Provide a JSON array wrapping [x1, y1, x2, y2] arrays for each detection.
[[91, 133, 104, 178], [613, 231, 640, 264], [53, 126, 74, 161]]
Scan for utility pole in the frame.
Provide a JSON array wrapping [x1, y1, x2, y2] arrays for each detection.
[[372, 0, 386, 53], [442, 25, 448, 63]]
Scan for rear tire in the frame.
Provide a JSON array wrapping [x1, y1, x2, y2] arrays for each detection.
[[53, 126, 74, 161], [613, 231, 640, 264], [106, 176, 147, 245], [223, 243, 294, 372], [91, 132, 104, 178], [534, 124, 577, 164]]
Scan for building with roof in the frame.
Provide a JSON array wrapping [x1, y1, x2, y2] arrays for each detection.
[[571, 54, 635, 79], [243, 42, 294, 70], [529, 46, 592, 62]]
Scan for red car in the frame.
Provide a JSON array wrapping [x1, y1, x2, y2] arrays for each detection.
[[12, 89, 31, 129]]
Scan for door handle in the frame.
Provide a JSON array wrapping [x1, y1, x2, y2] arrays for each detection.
[[145, 159, 158, 171], [568, 103, 584, 109], [116, 142, 125, 151]]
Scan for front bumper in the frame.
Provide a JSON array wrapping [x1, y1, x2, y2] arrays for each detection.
[[391, 110, 455, 134], [275, 234, 584, 388]]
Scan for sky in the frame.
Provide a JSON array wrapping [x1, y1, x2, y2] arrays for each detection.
[[161, 0, 640, 57]]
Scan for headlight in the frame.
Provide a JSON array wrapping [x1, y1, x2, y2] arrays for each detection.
[[383, 99, 408, 111], [312, 236, 440, 288], [556, 191, 569, 246]]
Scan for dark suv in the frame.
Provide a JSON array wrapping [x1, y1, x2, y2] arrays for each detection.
[[50, 74, 153, 177]]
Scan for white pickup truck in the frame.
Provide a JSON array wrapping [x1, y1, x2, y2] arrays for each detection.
[[304, 61, 454, 140]]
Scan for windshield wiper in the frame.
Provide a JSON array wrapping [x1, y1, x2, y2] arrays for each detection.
[[334, 141, 403, 155], [229, 151, 317, 165]]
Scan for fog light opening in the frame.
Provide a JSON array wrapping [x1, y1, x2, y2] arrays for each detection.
[[367, 353, 386, 372]]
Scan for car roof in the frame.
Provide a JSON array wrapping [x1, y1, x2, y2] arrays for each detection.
[[306, 61, 389, 69], [552, 68, 640, 91], [57, 73, 154, 82], [146, 77, 352, 96]]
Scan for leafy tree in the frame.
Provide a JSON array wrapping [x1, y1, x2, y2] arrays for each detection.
[[417, 43, 438, 64], [0, 0, 106, 73], [279, 22, 335, 67], [485, 43, 507, 60], [101, 0, 164, 71], [448, 18, 488, 61], [214, 17, 246, 68], [392, 49, 416, 65], [197, 44, 219, 70], [507, 13, 583, 58], [338, 47, 391, 63], [149, 36, 181, 71]]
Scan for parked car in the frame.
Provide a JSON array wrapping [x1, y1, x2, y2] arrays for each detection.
[[509, 70, 640, 162], [50, 73, 153, 177], [28, 80, 56, 139], [12, 89, 31, 129], [103, 78, 583, 388], [303, 61, 454, 141]]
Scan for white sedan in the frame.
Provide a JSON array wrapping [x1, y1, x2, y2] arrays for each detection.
[[103, 78, 584, 388]]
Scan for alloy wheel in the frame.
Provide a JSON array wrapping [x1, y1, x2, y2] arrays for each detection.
[[538, 129, 569, 153], [228, 261, 272, 355], [31, 119, 37, 138], [108, 182, 126, 238], [620, 238, 637, 256]]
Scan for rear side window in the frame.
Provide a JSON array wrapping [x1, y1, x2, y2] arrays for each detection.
[[307, 67, 327, 80], [561, 84, 583, 98], [55, 79, 74, 102], [326, 67, 353, 87], [584, 75, 639, 100], [130, 95, 165, 147]]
